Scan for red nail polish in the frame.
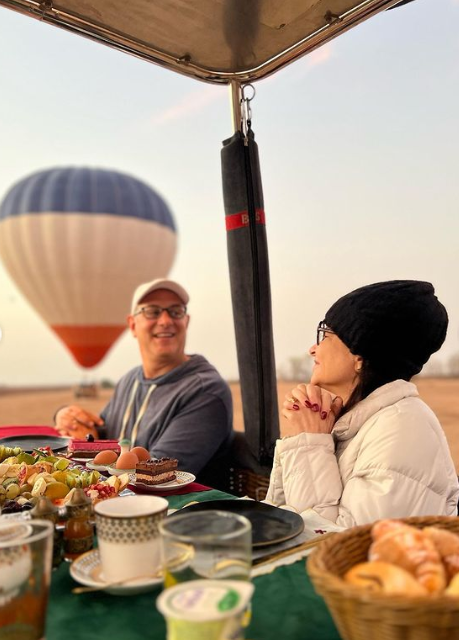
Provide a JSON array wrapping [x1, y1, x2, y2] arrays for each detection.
[[305, 400, 312, 408], [292, 404, 299, 410], [321, 411, 327, 420], [311, 404, 320, 412]]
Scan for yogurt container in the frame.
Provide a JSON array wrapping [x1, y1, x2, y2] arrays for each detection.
[[156, 579, 254, 640]]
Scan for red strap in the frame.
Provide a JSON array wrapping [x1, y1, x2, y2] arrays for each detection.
[[225, 208, 266, 231]]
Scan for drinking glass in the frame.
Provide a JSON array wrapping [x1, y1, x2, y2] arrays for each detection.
[[0, 519, 54, 640], [159, 510, 252, 588]]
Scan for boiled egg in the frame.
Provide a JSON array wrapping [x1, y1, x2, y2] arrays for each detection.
[[115, 452, 139, 469], [93, 450, 118, 465], [129, 446, 151, 462]]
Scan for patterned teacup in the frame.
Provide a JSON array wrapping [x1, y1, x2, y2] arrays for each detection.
[[94, 495, 168, 583]]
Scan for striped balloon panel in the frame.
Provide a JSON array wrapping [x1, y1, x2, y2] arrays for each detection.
[[0, 167, 176, 230]]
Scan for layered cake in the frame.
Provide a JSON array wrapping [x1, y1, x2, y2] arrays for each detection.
[[136, 457, 178, 485], [67, 438, 121, 459]]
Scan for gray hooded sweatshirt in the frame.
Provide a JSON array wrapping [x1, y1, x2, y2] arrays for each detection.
[[98, 355, 233, 475]]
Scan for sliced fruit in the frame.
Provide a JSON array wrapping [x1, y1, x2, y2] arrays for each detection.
[[118, 473, 131, 491], [33, 472, 55, 483], [31, 477, 47, 497], [2, 478, 19, 488], [51, 470, 68, 483], [44, 482, 70, 500], [65, 474, 77, 488], [17, 453, 36, 465], [54, 458, 70, 471], [106, 475, 120, 491], [88, 471, 101, 485]]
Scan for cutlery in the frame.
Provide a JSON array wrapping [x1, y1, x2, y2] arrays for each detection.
[[72, 572, 162, 594]]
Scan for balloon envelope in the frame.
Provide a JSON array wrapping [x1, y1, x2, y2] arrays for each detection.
[[0, 167, 177, 367]]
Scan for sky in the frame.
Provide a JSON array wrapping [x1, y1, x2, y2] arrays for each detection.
[[0, 0, 458, 386]]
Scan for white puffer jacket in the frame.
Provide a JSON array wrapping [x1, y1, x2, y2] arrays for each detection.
[[265, 380, 459, 528]]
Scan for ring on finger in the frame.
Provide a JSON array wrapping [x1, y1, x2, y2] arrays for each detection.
[[287, 397, 297, 403]]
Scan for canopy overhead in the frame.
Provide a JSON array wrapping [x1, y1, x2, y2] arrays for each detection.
[[0, 0, 414, 84]]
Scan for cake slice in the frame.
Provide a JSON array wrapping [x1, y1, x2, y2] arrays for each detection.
[[136, 457, 178, 485], [67, 439, 121, 459]]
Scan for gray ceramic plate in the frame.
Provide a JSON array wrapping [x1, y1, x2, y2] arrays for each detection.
[[173, 499, 304, 548], [0, 434, 70, 453]]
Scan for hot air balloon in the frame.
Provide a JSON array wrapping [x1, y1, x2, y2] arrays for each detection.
[[0, 167, 177, 367]]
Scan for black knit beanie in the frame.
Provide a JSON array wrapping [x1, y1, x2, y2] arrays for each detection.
[[324, 280, 448, 380]]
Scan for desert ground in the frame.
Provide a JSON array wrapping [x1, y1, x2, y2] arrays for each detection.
[[1, 377, 459, 471]]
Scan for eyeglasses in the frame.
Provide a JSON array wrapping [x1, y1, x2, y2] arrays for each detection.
[[134, 304, 187, 320], [316, 320, 335, 344]]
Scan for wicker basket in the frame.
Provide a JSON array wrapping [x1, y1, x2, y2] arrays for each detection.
[[228, 467, 270, 500], [308, 516, 459, 640]]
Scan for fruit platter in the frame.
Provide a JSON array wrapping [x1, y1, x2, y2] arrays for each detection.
[[0, 444, 130, 514]]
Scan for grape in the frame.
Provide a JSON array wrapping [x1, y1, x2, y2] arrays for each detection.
[[1, 499, 21, 513], [6, 484, 20, 499], [20, 484, 32, 495]]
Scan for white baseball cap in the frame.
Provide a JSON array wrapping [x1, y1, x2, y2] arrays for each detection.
[[131, 278, 189, 314]]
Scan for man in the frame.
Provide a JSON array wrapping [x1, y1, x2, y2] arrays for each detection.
[[55, 278, 234, 476]]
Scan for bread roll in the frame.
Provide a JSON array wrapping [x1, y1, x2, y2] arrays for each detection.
[[423, 526, 459, 581], [445, 572, 459, 596], [344, 561, 427, 596], [369, 520, 446, 594]]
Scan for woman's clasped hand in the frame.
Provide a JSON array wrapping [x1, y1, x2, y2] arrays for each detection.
[[282, 384, 343, 437]]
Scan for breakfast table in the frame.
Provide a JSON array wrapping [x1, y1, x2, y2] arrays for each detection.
[[46, 487, 341, 640]]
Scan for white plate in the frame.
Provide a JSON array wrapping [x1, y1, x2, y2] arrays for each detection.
[[69, 548, 162, 595], [85, 461, 112, 472], [107, 466, 136, 476], [131, 470, 196, 492]]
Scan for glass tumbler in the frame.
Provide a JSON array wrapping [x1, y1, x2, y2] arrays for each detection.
[[159, 510, 252, 588], [0, 519, 54, 640]]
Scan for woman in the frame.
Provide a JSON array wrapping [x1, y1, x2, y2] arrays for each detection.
[[266, 280, 459, 527]]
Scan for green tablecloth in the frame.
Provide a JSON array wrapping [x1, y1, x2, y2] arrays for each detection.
[[46, 490, 340, 640]]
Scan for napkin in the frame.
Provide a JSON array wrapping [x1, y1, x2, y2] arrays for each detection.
[[0, 425, 58, 438], [138, 482, 211, 497]]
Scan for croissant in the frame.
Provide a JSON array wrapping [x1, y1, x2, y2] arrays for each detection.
[[445, 572, 459, 596], [423, 526, 459, 581], [344, 561, 427, 596], [369, 520, 446, 594]]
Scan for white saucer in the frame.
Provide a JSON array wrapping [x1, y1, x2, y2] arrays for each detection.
[[131, 471, 196, 492], [69, 549, 162, 595]]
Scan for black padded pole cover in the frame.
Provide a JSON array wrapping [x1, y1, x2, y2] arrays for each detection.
[[221, 129, 279, 465]]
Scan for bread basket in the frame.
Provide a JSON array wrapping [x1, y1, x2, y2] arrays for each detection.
[[308, 516, 459, 640]]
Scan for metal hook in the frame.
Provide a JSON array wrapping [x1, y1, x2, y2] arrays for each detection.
[[241, 84, 256, 142], [242, 84, 256, 103]]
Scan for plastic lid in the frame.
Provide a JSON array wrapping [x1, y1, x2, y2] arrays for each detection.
[[156, 580, 254, 622]]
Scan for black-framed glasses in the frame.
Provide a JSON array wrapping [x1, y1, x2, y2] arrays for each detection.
[[134, 304, 187, 320], [316, 320, 335, 344]]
